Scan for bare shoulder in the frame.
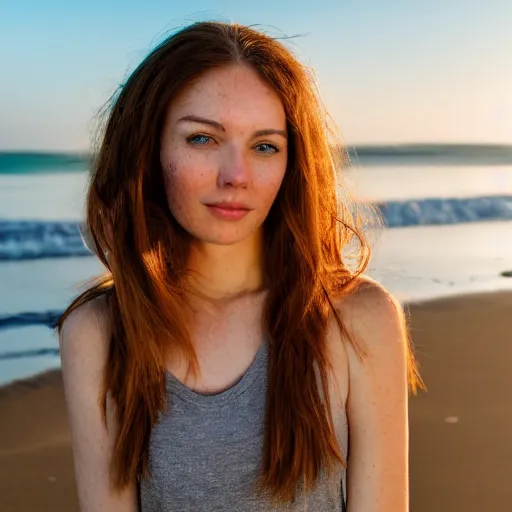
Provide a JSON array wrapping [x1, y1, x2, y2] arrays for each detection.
[[334, 275, 407, 358], [59, 295, 139, 510], [336, 281, 411, 510], [59, 295, 111, 358], [325, 276, 407, 410], [58, 295, 111, 415]]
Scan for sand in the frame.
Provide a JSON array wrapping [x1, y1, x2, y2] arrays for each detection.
[[1, 290, 511, 511], [407, 291, 512, 511]]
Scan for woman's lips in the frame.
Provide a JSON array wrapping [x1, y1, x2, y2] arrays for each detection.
[[205, 204, 252, 221]]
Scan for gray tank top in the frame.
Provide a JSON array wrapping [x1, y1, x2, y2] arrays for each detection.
[[139, 340, 348, 511]]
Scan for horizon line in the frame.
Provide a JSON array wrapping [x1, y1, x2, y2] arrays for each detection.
[[1, 142, 512, 156]]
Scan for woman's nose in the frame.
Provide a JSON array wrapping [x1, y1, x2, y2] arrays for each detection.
[[217, 146, 250, 189]]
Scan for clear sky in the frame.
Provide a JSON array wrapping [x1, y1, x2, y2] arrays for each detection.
[[2, 0, 511, 151]]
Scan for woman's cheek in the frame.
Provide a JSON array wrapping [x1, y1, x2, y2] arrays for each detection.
[[257, 169, 286, 210], [163, 163, 207, 227]]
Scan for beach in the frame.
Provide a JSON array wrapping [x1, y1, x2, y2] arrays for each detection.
[[2, 0, 512, 504], [0, 289, 511, 511], [407, 291, 512, 511], [1, 151, 511, 510]]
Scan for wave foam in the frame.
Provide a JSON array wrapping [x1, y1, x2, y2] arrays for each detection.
[[1, 195, 511, 261]]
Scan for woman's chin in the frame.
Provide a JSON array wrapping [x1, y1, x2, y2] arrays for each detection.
[[190, 227, 260, 247]]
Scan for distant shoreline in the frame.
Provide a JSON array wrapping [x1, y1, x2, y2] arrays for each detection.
[[2, 143, 512, 172], [2, 142, 512, 155]]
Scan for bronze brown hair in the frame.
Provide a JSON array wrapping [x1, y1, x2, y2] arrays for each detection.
[[58, 21, 423, 504]]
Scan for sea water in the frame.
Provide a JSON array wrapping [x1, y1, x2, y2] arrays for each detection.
[[1, 147, 511, 385]]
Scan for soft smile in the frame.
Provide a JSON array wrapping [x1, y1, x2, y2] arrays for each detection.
[[204, 202, 253, 221]]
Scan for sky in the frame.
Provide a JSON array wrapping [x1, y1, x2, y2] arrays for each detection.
[[1, 0, 511, 151]]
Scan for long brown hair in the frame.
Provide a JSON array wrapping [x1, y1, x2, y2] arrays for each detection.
[[58, 21, 422, 504]]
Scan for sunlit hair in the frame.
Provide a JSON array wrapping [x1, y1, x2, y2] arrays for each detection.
[[58, 21, 422, 504]]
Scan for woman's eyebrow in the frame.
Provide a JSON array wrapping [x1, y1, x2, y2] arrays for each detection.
[[178, 115, 225, 131], [253, 129, 287, 140], [177, 115, 287, 139]]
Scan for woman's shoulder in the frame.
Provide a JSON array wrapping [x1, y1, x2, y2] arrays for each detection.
[[58, 294, 111, 359], [324, 275, 406, 402], [58, 294, 140, 510], [333, 274, 407, 354]]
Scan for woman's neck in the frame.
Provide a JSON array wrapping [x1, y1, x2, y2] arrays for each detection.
[[185, 229, 264, 303]]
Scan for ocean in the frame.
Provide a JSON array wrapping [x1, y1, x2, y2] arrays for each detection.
[[1, 145, 512, 386]]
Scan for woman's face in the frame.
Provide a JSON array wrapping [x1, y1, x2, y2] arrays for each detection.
[[160, 64, 288, 246]]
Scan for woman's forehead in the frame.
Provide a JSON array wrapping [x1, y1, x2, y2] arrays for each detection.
[[166, 65, 286, 129]]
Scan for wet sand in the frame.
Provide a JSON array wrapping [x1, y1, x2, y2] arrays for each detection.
[[1, 291, 511, 511]]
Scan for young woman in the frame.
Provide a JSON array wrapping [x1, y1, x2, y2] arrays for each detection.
[[58, 21, 423, 512]]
